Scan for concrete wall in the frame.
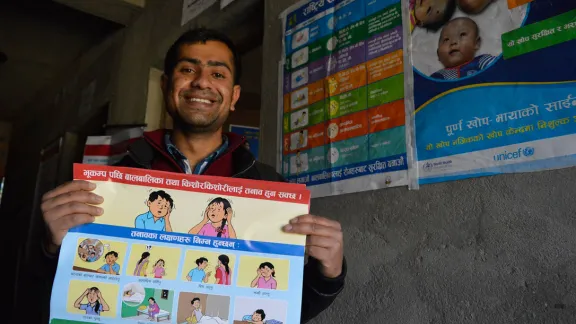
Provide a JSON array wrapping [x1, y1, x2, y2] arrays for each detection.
[[261, 1, 576, 323]]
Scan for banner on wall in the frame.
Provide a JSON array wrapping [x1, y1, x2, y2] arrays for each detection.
[[181, 0, 217, 26], [229, 124, 259, 159], [278, 0, 410, 198], [82, 127, 144, 166], [407, 0, 576, 186]]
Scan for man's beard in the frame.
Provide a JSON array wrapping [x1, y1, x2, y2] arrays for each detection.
[[168, 104, 228, 134]]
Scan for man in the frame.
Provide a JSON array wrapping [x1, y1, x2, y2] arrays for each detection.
[[186, 257, 211, 283], [40, 28, 346, 323]]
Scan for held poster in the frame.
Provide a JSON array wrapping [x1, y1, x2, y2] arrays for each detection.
[[49, 164, 310, 324], [279, 0, 410, 198], [408, 0, 576, 185]]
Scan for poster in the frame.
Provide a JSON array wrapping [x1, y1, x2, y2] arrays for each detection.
[[279, 0, 409, 198], [82, 127, 144, 166], [49, 164, 309, 324], [229, 124, 259, 159], [407, 0, 576, 186], [220, 0, 235, 9], [181, 0, 217, 26]]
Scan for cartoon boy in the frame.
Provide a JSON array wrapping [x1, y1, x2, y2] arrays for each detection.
[[409, 0, 457, 33], [97, 251, 120, 275], [135, 190, 174, 231], [431, 17, 497, 80], [297, 130, 305, 148], [185, 298, 204, 324], [242, 309, 266, 324], [186, 257, 212, 283], [188, 197, 236, 239], [295, 150, 302, 175]]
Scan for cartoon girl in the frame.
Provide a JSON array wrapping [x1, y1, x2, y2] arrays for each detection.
[[133, 252, 150, 277], [188, 198, 236, 239], [251, 262, 277, 290], [73, 287, 110, 316], [214, 255, 231, 285], [150, 259, 166, 279], [147, 297, 160, 320]]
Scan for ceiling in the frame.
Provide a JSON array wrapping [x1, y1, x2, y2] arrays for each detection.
[[0, 0, 124, 121]]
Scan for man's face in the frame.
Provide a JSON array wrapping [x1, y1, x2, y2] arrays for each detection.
[[106, 254, 117, 265], [252, 313, 262, 322], [192, 300, 200, 309], [437, 18, 479, 68], [148, 197, 171, 218], [199, 261, 208, 269], [207, 202, 226, 223], [162, 41, 241, 133], [414, 0, 450, 26]]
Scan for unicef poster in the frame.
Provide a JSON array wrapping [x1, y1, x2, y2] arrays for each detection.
[[278, 0, 410, 198], [408, 0, 576, 186]]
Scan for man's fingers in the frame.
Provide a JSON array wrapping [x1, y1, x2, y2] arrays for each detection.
[[289, 214, 342, 231], [45, 202, 103, 222], [52, 213, 96, 232], [42, 180, 96, 202], [42, 190, 103, 212], [306, 235, 341, 249], [283, 222, 341, 238]]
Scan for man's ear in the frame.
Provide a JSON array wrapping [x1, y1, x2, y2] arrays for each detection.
[[230, 85, 241, 112], [161, 74, 169, 96], [147, 200, 151, 207]]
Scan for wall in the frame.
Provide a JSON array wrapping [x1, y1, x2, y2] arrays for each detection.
[[261, 1, 576, 324]]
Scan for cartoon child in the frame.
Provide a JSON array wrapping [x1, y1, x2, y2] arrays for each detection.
[[185, 297, 204, 324], [87, 252, 97, 262], [409, 0, 457, 32], [215, 255, 231, 285], [147, 297, 160, 321], [73, 287, 110, 316], [97, 251, 120, 275], [188, 197, 236, 239], [135, 190, 174, 232], [431, 17, 497, 80], [297, 130, 305, 148], [457, 0, 496, 14], [242, 309, 266, 324], [186, 257, 212, 283], [295, 150, 302, 175], [251, 262, 277, 290], [150, 259, 166, 279], [294, 111, 307, 127], [133, 252, 150, 277]]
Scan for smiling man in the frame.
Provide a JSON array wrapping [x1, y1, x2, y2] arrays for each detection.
[[40, 28, 346, 323]]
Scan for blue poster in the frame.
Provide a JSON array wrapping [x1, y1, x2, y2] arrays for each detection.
[[229, 124, 259, 159], [409, 0, 576, 185]]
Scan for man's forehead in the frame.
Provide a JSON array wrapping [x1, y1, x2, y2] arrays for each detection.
[[178, 42, 233, 62]]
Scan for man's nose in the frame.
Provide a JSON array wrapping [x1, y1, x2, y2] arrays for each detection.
[[190, 68, 212, 89]]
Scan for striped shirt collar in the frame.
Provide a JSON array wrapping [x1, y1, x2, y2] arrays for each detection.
[[165, 133, 229, 174]]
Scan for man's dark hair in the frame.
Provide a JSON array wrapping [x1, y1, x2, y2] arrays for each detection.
[[422, 0, 457, 32], [148, 190, 174, 208], [164, 27, 242, 85], [105, 251, 118, 258], [195, 257, 208, 266], [255, 309, 266, 319]]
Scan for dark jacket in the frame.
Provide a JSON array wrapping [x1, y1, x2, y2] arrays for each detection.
[[39, 130, 345, 323]]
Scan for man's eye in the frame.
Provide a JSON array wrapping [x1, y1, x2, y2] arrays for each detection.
[[181, 68, 194, 73], [213, 72, 225, 79], [461, 32, 467, 37]]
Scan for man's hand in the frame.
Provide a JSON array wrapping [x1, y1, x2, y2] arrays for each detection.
[[282, 214, 344, 278], [41, 180, 104, 251]]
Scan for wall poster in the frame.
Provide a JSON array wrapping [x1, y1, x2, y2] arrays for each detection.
[[279, 0, 410, 198]]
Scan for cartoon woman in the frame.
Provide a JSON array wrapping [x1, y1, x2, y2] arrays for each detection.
[[150, 259, 166, 279], [147, 297, 160, 320], [214, 255, 231, 285], [73, 287, 110, 316], [188, 198, 236, 239], [251, 262, 277, 290], [133, 252, 150, 277]]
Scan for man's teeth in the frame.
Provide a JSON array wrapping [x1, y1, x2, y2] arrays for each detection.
[[186, 97, 212, 104]]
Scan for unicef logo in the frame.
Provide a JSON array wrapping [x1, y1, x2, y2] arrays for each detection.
[[423, 162, 433, 172], [523, 147, 535, 157]]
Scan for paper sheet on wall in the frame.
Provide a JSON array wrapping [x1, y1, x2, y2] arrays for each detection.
[[49, 164, 310, 324], [405, 0, 576, 187], [181, 0, 217, 26], [278, 0, 410, 198]]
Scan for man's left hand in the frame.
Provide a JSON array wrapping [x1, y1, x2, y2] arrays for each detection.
[[283, 214, 343, 278]]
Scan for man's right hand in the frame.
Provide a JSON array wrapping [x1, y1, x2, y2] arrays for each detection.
[[41, 180, 104, 253]]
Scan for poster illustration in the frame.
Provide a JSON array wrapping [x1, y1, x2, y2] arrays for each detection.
[[408, 0, 576, 185], [49, 164, 310, 324], [229, 124, 259, 159], [279, 0, 410, 198]]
